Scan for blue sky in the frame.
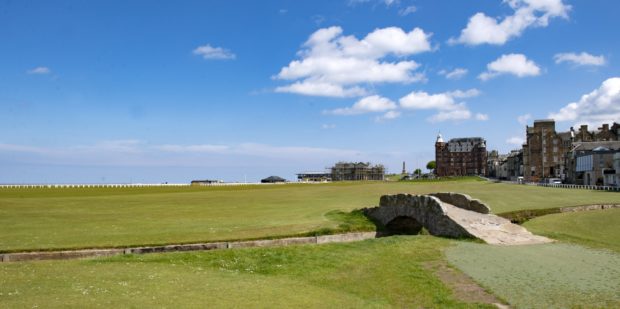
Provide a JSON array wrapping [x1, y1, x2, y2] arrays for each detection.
[[1, 0, 619, 183]]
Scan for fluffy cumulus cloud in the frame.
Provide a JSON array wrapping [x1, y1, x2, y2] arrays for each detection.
[[548, 77, 620, 125], [479, 53, 541, 80], [450, 0, 570, 45], [275, 26, 432, 97], [399, 88, 483, 122], [439, 68, 468, 80], [554, 52, 606, 67], [506, 136, 525, 145], [327, 95, 397, 115], [193, 44, 236, 60], [27, 66, 51, 74], [375, 110, 402, 122]]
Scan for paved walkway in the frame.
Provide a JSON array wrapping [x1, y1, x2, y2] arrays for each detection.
[[445, 204, 553, 245]]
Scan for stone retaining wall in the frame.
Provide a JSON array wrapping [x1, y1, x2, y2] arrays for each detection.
[[0, 232, 377, 263], [559, 204, 620, 212]]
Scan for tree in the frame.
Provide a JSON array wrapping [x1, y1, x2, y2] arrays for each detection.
[[426, 161, 436, 172], [414, 168, 422, 175]]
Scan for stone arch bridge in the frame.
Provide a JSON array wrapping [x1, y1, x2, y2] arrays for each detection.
[[363, 193, 551, 245]]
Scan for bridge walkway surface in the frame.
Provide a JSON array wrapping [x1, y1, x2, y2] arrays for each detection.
[[443, 203, 552, 245]]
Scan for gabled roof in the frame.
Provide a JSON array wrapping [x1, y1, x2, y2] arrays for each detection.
[[262, 176, 286, 182]]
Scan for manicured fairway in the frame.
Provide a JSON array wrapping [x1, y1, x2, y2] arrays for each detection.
[[1, 179, 618, 251], [524, 208, 620, 252], [446, 242, 620, 308], [0, 236, 496, 308]]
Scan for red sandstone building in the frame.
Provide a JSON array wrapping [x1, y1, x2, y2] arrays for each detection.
[[435, 134, 487, 177]]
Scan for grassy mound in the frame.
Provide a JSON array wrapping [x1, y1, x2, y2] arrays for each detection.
[[523, 208, 620, 252]]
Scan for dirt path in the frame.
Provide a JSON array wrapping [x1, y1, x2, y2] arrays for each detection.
[[424, 260, 510, 308]]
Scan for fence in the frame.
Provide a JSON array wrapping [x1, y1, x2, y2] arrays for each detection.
[[0, 182, 272, 189], [496, 180, 620, 192]]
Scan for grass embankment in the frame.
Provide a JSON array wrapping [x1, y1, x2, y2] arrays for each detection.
[[523, 208, 620, 253], [446, 242, 620, 308], [2, 180, 619, 252], [0, 236, 495, 308]]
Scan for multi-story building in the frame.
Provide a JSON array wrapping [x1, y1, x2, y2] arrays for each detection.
[[523, 120, 620, 183], [612, 153, 620, 186], [435, 134, 487, 176], [486, 150, 500, 178], [330, 162, 385, 181], [506, 149, 524, 181], [523, 120, 573, 182], [569, 141, 620, 185]]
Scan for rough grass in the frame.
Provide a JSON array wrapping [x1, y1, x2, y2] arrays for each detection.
[[1, 180, 619, 251], [0, 236, 495, 308], [446, 242, 620, 308], [523, 208, 620, 253]]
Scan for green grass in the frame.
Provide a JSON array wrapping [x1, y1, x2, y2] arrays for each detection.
[[0, 236, 494, 308], [446, 242, 620, 308], [1, 180, 619, 251], [523, 208, 620, 253]]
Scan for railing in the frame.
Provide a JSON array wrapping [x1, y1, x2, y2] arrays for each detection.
[[0, 182, 305, 189], [494, 179, 620, 192], [0, 183, 190, 189]]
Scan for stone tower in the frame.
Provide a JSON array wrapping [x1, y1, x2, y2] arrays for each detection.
[[435, 133, 446, 175]]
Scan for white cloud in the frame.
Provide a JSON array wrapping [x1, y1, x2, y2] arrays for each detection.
[[554, 52, 606, 67], [193, 44, 236, 60], [506, 136, 525, 145], [321, 124, 336, 129], [400, 91, 456, 110], [0, 141, 362, 166], [0, 143, 52, 155], [72, 140, 144, 154], [439, 68, 468, 80], [548, 77, 620, 126], [428, 104, 472, 123], [475, 113, 489, 121], [27, 66, 51, 75], [275, 81, 367, 98], [399, 88, 482, 122], [447, 89, 481, 98], [450, 0, 570, 45], [153, 144, 230, 153], [275, 26, 432, 97], [327, 95, 397, 115], [399, 5, 417, 16], [311, 15, 326, 26], [348, 0, 399, 7], [479, 53, 541, 80], [517, 113, 532, 125], [375, 110, 402, 122]]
